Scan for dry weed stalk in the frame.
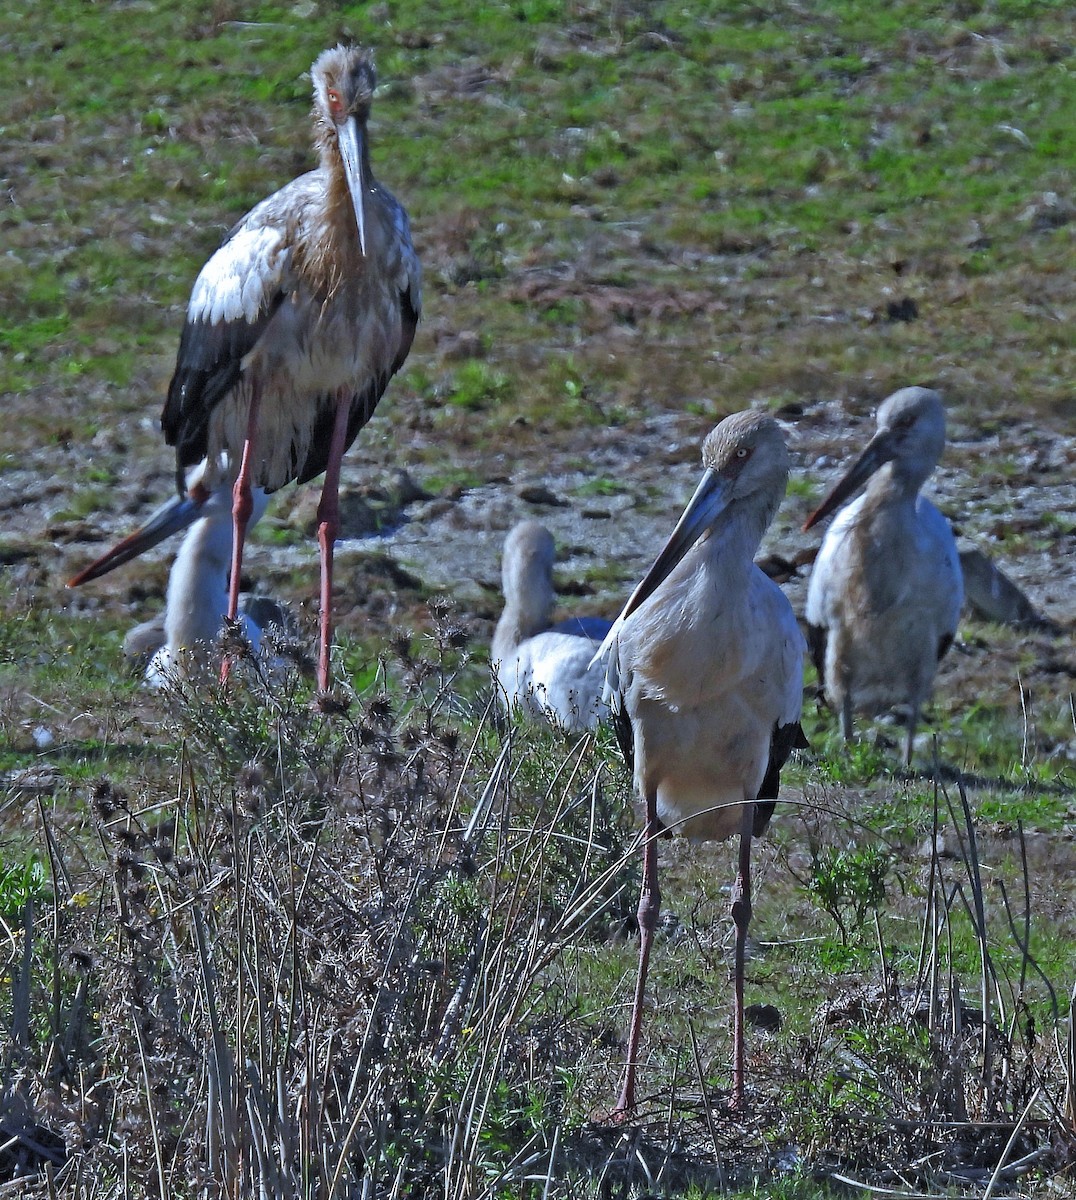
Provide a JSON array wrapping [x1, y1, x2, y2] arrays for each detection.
[[805, 771, 1072, 1191], [2, 613, 636, 1198]]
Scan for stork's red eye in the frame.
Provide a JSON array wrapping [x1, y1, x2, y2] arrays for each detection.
[[327, 87, 344, 118]]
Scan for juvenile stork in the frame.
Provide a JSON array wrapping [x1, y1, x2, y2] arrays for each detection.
[[70, 470, 272, 686], [594, 410, 807, 1118], [75, 45, 421, 695], [803, 387, 963, 764], [491, 521, 611, 732]]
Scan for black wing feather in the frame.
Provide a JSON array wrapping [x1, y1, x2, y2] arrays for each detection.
[[608, 672, 635, 777], [162, 296, 286, 492], [160, 208, 293, 493], [753, 720, 809, 836], [294, 375, 387, 486], [806, 621, 827, 687]]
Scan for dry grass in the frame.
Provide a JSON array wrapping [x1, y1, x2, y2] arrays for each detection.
[[2, 615, 1075, 1197], [1, 615, 641, 1197]]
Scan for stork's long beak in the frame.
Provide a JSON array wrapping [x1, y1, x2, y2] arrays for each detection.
[[591, 468, 731, 666], [802, 430, 896, 531], [67, 492, 207, 587], [337, 116, 368, 257]]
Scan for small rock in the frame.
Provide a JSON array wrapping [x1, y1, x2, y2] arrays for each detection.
[[411, 498, 455, 522], [438, 330, 484, 362], [517, 483, 565, 507], [297, 489, 383, 538], [919, 833, 959, 861], [756, 553, 798, 583], [2, 765, 63, 793], [387, 468, 432, 506], [1020, 190, 1074, 232], [884, 296, 918, 322], [745, 1003, 782, 1031], [46, 520, 99, 544], [659, 911, 681, 939]]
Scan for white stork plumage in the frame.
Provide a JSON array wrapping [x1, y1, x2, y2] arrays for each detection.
[[69, 461, 274, 686], [594, 409, 807, 1118], [803, 387, 963, 765], [71, 44, 421, 698], [491, 521, 612, 732]]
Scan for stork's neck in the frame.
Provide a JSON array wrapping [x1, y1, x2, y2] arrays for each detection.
[[707, 495, 775, 570], [493, 573, 556, 658], [164, 514, 232, 651], [292, 121, 372, 295], [867, 460, 930, 506]]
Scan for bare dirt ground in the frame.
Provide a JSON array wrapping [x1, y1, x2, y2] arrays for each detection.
[[17, 381, 1070, 762]]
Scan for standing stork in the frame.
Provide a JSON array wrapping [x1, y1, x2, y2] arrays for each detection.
[[71, 45, 421, 696], [803, 387, 963, 764], [594, 410, 807, 1118], [491, 520, 612, 732]]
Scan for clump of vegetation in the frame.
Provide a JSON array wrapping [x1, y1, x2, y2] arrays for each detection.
[[2, 610, 1075, 1196], [802, 843, 891, 946], [1, 613, 647, 1195]]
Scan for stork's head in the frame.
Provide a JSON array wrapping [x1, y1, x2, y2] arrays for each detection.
[[701, 409, 792, 517], [501, 520, 555, 597], [803, 387, 946, 530], [595, 410, 790, 642], [312, 44, 377, 254], [873, 386, 946, 472]]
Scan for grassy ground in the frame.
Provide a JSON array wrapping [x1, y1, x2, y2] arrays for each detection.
[[2, 0, 1075, 1195]]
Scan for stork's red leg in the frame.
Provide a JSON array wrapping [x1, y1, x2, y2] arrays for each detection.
[[223, 383, 262, 684], [613, 791, 661, 1119], [315, 390, 353, 694], [730, 800, 755, 1111]]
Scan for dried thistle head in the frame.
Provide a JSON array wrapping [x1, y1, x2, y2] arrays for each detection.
[[217, 616, 256, 663], [367, 692, 394, 727], [313, 686, 351, 716], [389, 628, 413, 663], [263, 625, 316, 675], [92, 779, 127, 820], [434, 725, 460, 755], [444, 623, 469, 651]]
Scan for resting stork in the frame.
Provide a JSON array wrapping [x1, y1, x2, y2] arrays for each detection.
[[73, 44, 421, 698], [594, 409, 807, 1117], [803, 387, 963, 764], [491, 520, 611, 732], [70, 468, 274, 686]]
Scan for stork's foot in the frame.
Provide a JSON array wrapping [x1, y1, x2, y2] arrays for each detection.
[[312, 687, 351, 715], [725, 1094, 750, 1118], [589, 1097, 636, 1126]]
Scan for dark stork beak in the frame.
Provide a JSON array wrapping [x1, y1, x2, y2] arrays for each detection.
[[67, 492, 207, 587], [802, 430, 897, 531], [336, 115, 368, 257], [592, 468, 732, 666]]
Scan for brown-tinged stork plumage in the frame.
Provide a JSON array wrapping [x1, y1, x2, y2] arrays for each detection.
[[72, 44, 421, 697], [592, 410, 807, 1118], [803, 387, 963, 764]]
